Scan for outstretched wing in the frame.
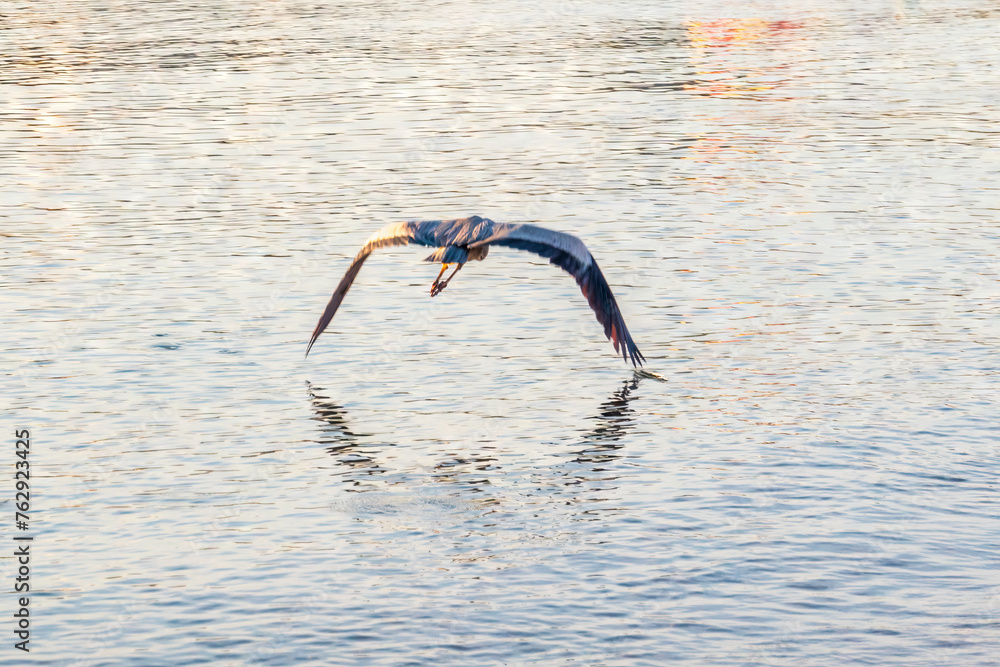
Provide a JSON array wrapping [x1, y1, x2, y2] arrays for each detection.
[[305, 220, 442, 356], [306, 216, 644, 367], [472, 224, 645, 367]]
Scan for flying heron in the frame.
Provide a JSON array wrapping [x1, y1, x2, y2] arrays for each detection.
[[306, 215, 645, 366]]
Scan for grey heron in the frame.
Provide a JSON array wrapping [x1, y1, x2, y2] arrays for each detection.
[[306, 215, 645, 366]]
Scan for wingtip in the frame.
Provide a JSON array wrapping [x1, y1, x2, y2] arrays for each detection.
[[623, 343, 645, 368]]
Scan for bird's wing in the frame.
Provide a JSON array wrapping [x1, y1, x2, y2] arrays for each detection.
[[306, 220, 443, 356], [471, 224, 645, 367]]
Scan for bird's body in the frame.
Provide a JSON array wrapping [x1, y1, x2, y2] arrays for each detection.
[[306, 215, 645, 366]]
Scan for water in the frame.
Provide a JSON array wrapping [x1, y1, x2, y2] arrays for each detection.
[[3, 0, 999, 664]]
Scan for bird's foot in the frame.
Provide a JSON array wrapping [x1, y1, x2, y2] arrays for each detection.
[[430, 279, 448, 297], [431, 262, 450, 297]]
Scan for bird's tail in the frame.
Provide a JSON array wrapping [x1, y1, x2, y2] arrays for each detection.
[[422, 246, 469, 264]]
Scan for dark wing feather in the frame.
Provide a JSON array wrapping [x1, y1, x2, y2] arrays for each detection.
[[484, 236, 645, 367], [305, 250, 370, 357], [306, 220, 450, 356]]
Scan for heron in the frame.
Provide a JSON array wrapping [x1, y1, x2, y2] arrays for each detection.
[[306, 215, 645, 366]]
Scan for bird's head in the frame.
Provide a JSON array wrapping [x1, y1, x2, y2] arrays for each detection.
[[469, 245, 490, 261]]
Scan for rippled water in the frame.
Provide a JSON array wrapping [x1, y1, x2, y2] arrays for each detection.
[[3, 0, 1000, 665]]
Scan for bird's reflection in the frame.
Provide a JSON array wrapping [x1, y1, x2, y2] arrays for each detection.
[[546, 374, 651, 518], [306, 381, 367, 452], [306, 373, 652, 502], [306, 381, 393, 489], [568, 376, 641, 465]]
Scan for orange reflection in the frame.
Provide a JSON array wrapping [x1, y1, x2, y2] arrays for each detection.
[[683, 18, 804, 98], [686, 18, 804, 48], [687, 18, 773, 47]]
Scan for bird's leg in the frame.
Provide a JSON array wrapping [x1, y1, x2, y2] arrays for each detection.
[[430, 263, 450, 296], [430, 262, 463, 297]]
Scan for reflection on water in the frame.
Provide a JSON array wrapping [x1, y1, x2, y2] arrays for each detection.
[[684, 18, 804, 99], [568, 376, 639, 462], [4, 0, 1000, 665], [308, 376, 647, 508], [307, 381, 368, 452]]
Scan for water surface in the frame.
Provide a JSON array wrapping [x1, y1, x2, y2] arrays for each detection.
[[2, 1, 999, 665]]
